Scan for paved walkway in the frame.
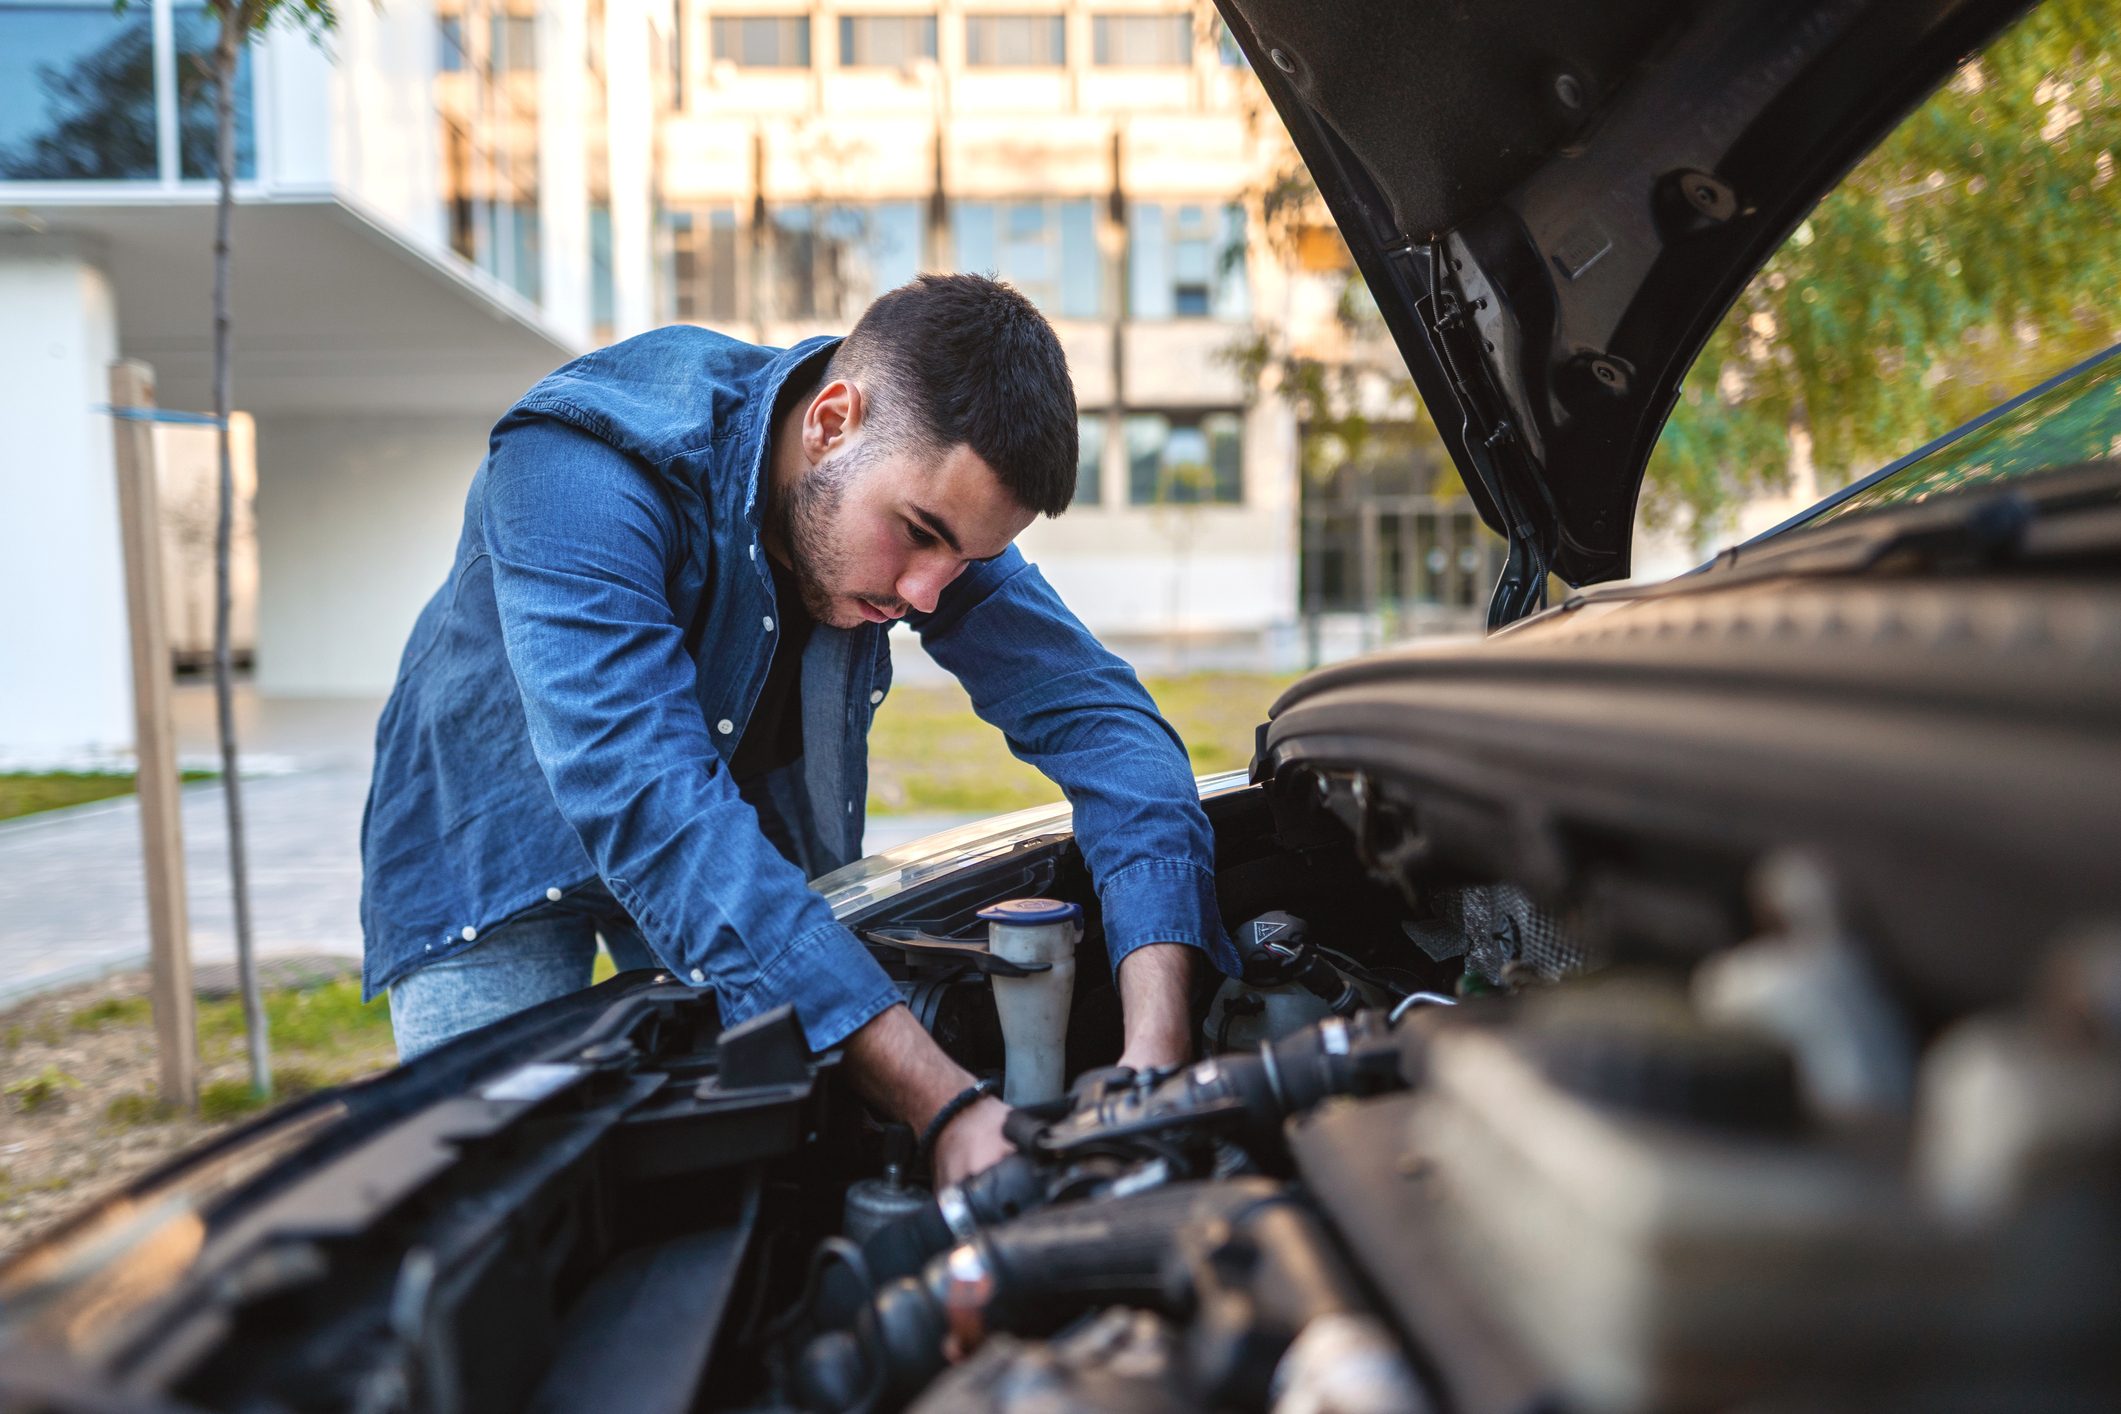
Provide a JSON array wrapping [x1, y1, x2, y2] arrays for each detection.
[[0, 685, 975, 1008]]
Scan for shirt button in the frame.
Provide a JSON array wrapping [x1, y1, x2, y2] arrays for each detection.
[[763, 615, 775, 632], [869, 689, 885, 705], [846, 800, 855, 814], [716, 718, 734, 734], [546, 886, 563, 902], [749, 542, 757, 559], [460, 925, 478, 942], [689, 967, 705, 984]]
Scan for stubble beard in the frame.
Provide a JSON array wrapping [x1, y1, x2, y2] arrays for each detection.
[[780, 441, 895, 628]]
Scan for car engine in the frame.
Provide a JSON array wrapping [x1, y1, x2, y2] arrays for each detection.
[[4, 762, 2117, 1413]]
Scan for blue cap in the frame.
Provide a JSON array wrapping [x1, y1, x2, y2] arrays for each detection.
[[977, 897, 1083, 926]]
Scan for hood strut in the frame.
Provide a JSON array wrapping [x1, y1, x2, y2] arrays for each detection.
[[1401, 242, 1553, 628]]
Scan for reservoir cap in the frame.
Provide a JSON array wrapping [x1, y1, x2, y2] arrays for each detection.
[[978, 898, 1083, 926]]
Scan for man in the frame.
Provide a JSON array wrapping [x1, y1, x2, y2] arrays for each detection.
[[361, 274, 1236, 1183]]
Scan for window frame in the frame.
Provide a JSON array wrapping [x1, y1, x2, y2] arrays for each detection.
[[963, 12, 1066, 68], [1091, 12, 1193, 68], [1124, 408, 1245, 506], [838, 13, 937, 68], [709, 13, 813, 69]]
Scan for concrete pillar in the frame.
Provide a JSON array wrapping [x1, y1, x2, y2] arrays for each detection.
[[0, 237, 133, 762], [252, 414, 490, 695]]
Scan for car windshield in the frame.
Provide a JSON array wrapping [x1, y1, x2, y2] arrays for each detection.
[[1796, 343, 2121, 528]]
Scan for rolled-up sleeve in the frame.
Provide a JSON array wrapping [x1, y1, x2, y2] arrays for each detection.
[[909, 548, 1239, 978], [480, 412, 900, 1050]]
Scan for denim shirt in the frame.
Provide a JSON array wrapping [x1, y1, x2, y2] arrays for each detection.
[[360, 325, 1237, 1051]]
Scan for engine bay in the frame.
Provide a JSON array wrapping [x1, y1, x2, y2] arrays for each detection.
[[4, 765, 2117, 1413]]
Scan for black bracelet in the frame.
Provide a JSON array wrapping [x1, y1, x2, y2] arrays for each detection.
[[919, 1077, 1000, 1161]]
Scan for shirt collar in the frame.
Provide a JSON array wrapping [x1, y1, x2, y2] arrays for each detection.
[[741, 335, 844, 525]]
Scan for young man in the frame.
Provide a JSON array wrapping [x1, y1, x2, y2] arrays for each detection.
[[361, 274, 1236, 1182]]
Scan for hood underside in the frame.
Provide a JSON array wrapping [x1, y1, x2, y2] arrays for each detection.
[[1217, 0, 2034, 619]]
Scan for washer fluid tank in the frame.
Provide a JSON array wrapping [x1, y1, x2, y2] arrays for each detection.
[[979, 898, 1082, 1105]]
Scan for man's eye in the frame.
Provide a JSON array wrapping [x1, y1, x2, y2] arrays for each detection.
[[906, 522, 936, 549]]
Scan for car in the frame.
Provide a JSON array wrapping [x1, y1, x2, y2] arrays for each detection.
[[4, 1, 2117, 1410]]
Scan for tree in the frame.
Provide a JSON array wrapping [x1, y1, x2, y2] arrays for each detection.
[[175, 0, 342, 1098], [1647, 0, 2121, 546]]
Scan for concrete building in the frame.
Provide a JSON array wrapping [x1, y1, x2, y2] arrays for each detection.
[[1, 0, 1500, 760], [657, 1, 1314, 672], [1, 0, 667, 757]]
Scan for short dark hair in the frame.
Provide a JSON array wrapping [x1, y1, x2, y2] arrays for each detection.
[[831, 273, 1077, 516]]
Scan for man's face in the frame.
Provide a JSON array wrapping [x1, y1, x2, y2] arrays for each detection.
[[778, 407, 1037, 630]]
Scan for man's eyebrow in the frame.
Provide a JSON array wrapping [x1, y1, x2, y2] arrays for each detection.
[[909, 505, 964, 556]]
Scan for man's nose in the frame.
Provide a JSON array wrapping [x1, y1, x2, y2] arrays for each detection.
[[897, 556, 961, 615]]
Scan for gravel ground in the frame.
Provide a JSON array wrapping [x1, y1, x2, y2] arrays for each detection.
[[0, 962, 396, 1260]]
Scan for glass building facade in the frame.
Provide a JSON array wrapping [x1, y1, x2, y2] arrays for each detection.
[[0, 0, 254, 182]]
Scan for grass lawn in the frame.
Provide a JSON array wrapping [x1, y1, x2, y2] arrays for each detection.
[[0, 771, 215, 824], [866, 672, 1296, 816]]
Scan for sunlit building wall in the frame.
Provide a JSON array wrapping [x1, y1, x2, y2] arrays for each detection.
[[658, 1, 1306, 668]]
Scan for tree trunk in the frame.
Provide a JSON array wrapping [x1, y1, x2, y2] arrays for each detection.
[[213, 12, 270, 1096]]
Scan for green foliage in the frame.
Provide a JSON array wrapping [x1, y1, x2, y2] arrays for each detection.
[[7, 1066, 82, 1114], [71, 996, 153, 1031], [0, 771, 214, 823], [197, 977, 389, 1057], [197, 1065, 328, 1121], [105, 1091, 181, 1127], [1647, 0, 2121, 545], [866, 673, 1298, 816]]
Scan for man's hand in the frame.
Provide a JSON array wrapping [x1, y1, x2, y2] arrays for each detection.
[[931, 1094, 1011, 1187], [1116, 942, 1196, 1073], [843, 1002, 1014, 1182]]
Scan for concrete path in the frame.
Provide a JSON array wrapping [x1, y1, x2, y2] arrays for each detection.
[[0, 685, 978, 1008]]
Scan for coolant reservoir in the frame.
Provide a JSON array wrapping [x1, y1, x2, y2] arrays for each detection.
[[979, 898, 1082, 1105]]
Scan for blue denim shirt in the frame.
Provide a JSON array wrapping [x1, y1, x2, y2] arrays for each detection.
[[361, 325, 1237, 1051]]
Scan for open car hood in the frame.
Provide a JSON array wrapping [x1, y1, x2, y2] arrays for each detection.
[[1216, 0, 2034, 623]]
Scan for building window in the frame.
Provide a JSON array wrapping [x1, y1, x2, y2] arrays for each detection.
[[951, 198, 1100, 318], [964, 13, 1064, 67], [175, 4, 257, 181], [490, 12, 537, 71], [765, 200, 923, 322], [438, 16, 469, 72], [711, 15, 811, 68], [0, 0, 158, 180], [839, 14, 935, 67], [0, 0, 250, 184], [1129, 202, 1247, 319], [661, 203, 742, 323], [590, 202, 616, 338], [1216, 19, 1247, 67], [1092, 13, 1190, 66], [1126, 410, 1242, 505], [1074, 413, 1105, 505]]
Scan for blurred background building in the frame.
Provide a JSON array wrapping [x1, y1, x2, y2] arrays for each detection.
[[0, 0, 1499, 760]]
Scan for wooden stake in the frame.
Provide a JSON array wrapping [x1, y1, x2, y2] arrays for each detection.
[[109, 361, 198, 1110]]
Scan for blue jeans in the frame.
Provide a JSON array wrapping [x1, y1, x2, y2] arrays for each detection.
[[388, 888, 660, 1062]]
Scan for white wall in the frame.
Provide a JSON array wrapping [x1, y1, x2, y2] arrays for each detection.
[[0, 240, 134, 760], [252, 415, 490, 695]]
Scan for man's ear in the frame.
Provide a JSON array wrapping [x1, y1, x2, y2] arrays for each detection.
[[803, 379, 865, 463]]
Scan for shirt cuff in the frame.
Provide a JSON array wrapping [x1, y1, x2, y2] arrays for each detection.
[[1098, 857, 1241, 979], [724, 922, 903, 1053]]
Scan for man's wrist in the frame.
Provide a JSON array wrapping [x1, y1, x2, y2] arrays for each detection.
[[843, 1002, 977, 1130], [1117, 941, 1196, 1070]]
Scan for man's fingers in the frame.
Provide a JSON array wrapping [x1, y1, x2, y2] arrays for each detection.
[[933, 1095, 1012, 1187]]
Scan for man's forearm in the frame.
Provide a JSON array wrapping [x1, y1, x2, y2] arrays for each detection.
[[842, 1002, 1012, 1185], [1117, 941, 1195, 1071], [842, 1001, 974, 1126]]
